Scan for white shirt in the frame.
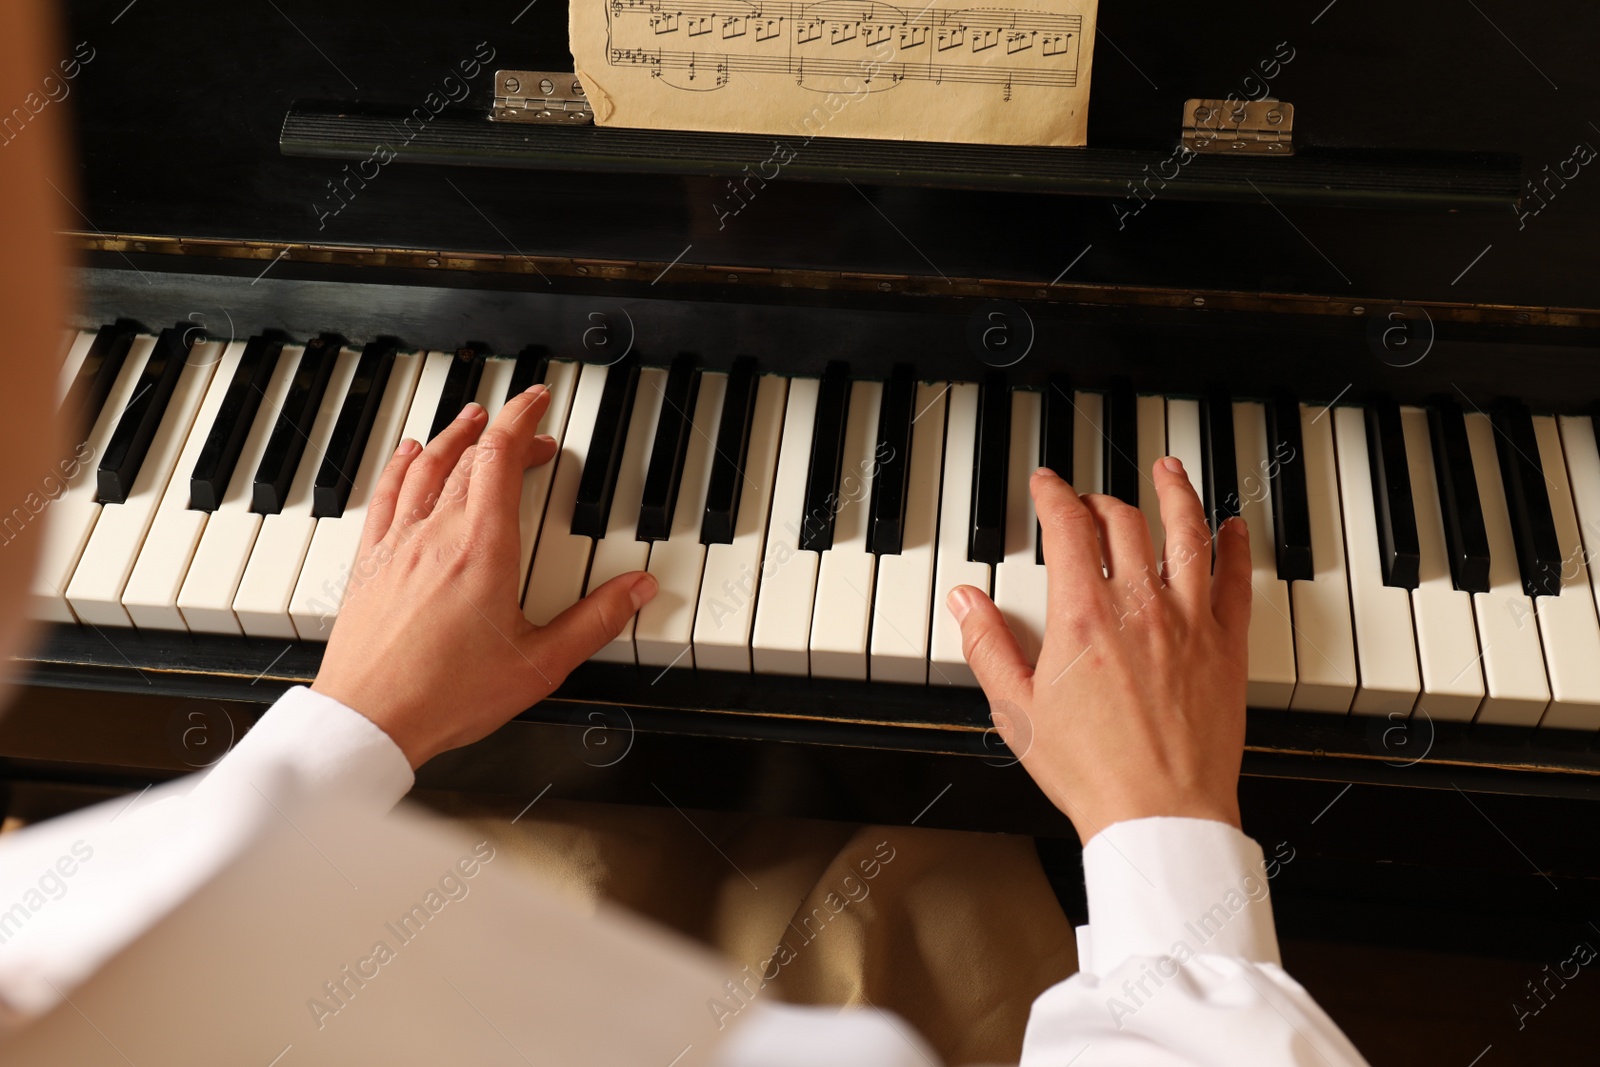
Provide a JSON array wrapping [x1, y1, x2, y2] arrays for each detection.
[[0, 687, 1368, 1065]]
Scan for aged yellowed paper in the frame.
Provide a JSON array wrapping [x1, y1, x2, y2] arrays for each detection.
[[569, 0, 1098, 147]]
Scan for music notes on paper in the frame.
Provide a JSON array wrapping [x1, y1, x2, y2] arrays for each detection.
[[570, 0, 1099, 146]]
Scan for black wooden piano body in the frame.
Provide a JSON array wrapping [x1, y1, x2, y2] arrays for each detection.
[[7, 0, 1600, 947]]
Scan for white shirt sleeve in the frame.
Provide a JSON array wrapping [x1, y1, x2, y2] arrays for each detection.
[[1018, 817, 1370, 1066], [0, 690, 1363, 1066], [0, 685, 412, 1022], [185, 684, 414, 814]]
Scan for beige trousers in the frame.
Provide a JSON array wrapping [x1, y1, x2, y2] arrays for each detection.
[[420, 794, 1078, 1066]]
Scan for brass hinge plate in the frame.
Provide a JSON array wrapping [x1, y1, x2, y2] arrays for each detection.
[[491, 70, 593, 125], [1182, 98, 1294, 156]]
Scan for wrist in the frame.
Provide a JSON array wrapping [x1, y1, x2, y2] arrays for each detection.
[[1069, 796, 1242, 847], [311, 677, 432, 770]]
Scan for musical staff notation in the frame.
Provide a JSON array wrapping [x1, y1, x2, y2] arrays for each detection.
[[602, 0, 1082, 95], [606, 46, 1078, 88]]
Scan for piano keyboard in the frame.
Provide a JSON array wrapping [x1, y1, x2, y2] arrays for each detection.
[[32, 326, 1600, 729]]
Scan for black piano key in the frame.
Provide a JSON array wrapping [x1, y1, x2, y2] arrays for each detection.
[[1040, 374, 1074, 480], [1491, 398, 1563, 597], [637, 354, 700, 542], [571, 356, 640, 538], [65, 320, 139, 432], [312, 339, 398, 519], [1365, 397, 1422, 589], [868, 364, 916, 556], [428, 346, 487, 442], [1426, 397, 1491, 595], [505, 345, 548, 401], [189, 335, 286, 512], [701, 356, 758, 546], [1266, 391, 1314, 582], [96, 324, 198, 504], [969, 370, 1010, 565], [1200, 385, 1239, 536], [252, 334, 343, 515], [799, 361, 852, 552], [1103, 376, 1140, 506], [1039, 375, 1074, 565]]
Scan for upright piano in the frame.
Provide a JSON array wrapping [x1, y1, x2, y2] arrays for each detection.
[[7, 0, 1600, 947]]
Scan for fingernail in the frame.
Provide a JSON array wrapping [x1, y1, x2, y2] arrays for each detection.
[[1033, 466, 1055, 480], [947, 586, 974, 624], [394, 437, 420, 456], [628, 572, 659, 610], [523, 383, 548, 398], [457, 402, 485, 421], [535, 433, 556, 446], [1229, 516, 1249, 537], [1162, 456, 1184, 474]]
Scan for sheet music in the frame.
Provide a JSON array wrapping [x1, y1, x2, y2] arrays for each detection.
[[570, 0, 1098, 146]]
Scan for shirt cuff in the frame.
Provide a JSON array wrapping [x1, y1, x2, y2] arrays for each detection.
[[192, 685, 415, 814], [1078, 817, 1281, 976]]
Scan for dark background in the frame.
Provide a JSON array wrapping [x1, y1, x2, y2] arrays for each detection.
[[55, 0, 1600, 307]]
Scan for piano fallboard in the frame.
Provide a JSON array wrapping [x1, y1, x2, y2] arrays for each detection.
[[17, 620, 1600, 801]]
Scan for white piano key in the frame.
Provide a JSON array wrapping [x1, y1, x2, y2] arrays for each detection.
[[470, 356, 517, 421], [1287, 404, 1358, 712], [66, 342, 224, 627], [513, 359, 580, 602], [289, 351, 423, 639], [1563, 412, 1600, 625], [524, 362, 610, 627], [462, 351, 570, 605], [403, 351, 460, 444], [1332, 406, 1421, 715], [233, 346, 364, 639], [1464, 412, 1551, 725], [1234, 401, 1297, 709], [398, 350, 458, 446], [693, 374, 787, 673], [1530, 416, 1600, 730], [1402, 406, 1484, 721], [1072, 390, 1104, 495], [992, 390, 1049, 668], [810, 380, 883, 680], [55, 330, 96, 406], [870, 381, 947, 684], [1165, 397, 1206, 508], [751, 378, 822, 676], [177, 344, 306, 635], [121, 340, 252, 630], [929, 382, 986, 687], [1136, 393, 1167, 558], [30, 336, 155, 623], [637, 371, 725, 668], [587, 367, 668, 664]]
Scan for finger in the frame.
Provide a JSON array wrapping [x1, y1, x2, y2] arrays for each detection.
[[364, 437, 420, 548], [439, 442, 477, 515], [1080, 493, 1157, 586], [1210, 515, 1253, 639], [1153, 456, 1212, 609], [466, 385, 556, 532], [392, 402, 487, 531], [948, 585, 1033, 704], [532, 570, 658, 679], [1032, 469, 1108, 605]]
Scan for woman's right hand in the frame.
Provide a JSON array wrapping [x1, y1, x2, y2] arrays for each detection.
[[948, 460, 1254, 845]]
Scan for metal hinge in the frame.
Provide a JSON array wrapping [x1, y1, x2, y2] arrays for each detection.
[[1182, 99, 1294, 156], [492, 70, 593, 125]]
